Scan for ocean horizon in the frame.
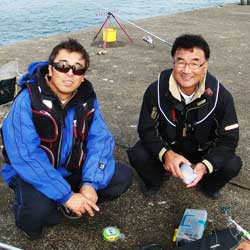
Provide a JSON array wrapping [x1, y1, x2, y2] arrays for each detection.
[[0, 0, 237, 46]]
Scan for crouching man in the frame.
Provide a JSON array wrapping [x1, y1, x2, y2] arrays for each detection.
[[128, 34, 241, 198], [1, 38, 133, 239]]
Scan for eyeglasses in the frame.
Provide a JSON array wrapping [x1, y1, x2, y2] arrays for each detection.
[[51, 61, 86, 76], [174, 60, 207, 70]]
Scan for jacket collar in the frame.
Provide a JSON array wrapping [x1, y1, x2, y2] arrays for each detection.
[[169, 72, 206, 102], [157, 69, 220, 126], [31, 64, 95, 110]]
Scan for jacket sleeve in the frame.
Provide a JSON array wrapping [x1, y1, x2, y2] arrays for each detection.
[[1, 90, 73, 204], [138, 84, 170, 161], [203, 86, 239, 172], [81, 99, 115, 190]]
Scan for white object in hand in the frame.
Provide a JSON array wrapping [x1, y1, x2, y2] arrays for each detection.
[[180, 163, 197, 184]]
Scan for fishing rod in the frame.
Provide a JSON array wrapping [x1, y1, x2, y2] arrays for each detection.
[[89, 1, 173, 47], [222, 207, 250, 242], [111, 11, 172, 47], [0, 242, 23, 250]]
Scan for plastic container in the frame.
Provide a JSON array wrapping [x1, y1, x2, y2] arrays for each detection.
[[176, 209, 207, 246], [103, 28, 117, 42], [180, 163, 197, 184]]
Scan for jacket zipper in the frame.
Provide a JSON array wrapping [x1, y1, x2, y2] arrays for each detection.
[[56, 118, 64, 167], [65, 120, 77, 168], [183, 103, 208, 137]]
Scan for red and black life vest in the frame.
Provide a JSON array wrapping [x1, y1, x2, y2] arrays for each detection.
[[26, 79, 95, 172]]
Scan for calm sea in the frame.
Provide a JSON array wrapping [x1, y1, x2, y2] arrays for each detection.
[[0, 0, 237, 46]]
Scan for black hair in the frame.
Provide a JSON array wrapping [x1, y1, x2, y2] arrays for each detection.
[[171, 34, 210, 60], [48, 38, 90, 70]]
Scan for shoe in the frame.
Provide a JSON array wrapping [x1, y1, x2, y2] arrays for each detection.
[[141, 183, 160, 197], [200, 187, 220, 199], [59, 206, 82, 220], [22, 228, 46, 240]]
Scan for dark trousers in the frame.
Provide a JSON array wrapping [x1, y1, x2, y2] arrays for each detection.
[[9, 163, 133, 235], [127, 141, 242, 193]]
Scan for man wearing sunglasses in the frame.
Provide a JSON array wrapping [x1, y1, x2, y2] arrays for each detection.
[[128, 34, 242, 198], [1, 38, 133, 239]]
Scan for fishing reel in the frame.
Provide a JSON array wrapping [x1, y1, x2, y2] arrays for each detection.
[[142, 35, 154, 48]]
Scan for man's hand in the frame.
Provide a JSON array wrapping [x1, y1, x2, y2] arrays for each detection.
[[64, 193, 99, 217], [186, 162, 207, 188], [163, 150, 190, 178], [80, 185, 98, 204], [236, 240, 250, 250]]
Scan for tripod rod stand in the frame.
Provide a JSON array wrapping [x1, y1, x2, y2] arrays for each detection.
[[93, 12, 133, 44]]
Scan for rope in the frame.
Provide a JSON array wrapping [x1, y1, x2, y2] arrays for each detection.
[[228, 180, 250, 191], [139, 243, 165, 250]]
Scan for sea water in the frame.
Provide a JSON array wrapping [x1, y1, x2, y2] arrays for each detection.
[[0, 0, 237, 46]]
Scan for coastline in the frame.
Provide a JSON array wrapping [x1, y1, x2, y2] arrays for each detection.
[[0, 1, 237, 47], [1, 3, 250, 250]]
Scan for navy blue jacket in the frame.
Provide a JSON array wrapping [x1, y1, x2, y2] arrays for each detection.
[[138, 69, 239, 172]]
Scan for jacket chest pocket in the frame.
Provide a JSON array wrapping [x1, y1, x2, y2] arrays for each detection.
[[195, 114, 217, 145], [32, 109, 58, 142]]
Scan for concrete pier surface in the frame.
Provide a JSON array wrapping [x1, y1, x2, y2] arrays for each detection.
[[0, 3, 250, 250]]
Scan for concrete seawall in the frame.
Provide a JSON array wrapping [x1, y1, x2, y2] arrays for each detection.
[[0, 3, 250, 250]]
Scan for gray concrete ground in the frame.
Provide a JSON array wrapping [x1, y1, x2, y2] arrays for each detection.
[[0, 3, 250, 250]]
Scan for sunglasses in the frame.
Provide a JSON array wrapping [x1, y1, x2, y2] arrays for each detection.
[[51, 61, 86, 76]]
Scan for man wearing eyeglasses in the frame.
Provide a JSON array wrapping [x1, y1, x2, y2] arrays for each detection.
[[128, 34, 242, 198], [1, 38, 133, 239]]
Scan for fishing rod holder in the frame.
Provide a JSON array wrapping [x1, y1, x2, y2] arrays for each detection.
[[93, 11, 133, 49]]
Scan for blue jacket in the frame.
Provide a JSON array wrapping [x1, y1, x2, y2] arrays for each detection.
[[1, 62, 115, 205]]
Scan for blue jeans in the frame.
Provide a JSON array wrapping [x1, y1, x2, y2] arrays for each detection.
[[9, 163, 133, 235]]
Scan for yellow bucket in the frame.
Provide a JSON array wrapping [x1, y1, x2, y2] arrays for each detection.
[[103, 28, 117, 42]]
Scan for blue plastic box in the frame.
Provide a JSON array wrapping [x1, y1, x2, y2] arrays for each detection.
[[176, 208, 207, 246]]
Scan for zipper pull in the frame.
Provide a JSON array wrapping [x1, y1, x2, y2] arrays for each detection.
[[73, 120, 77, 138], [183, 126, 187, 137]]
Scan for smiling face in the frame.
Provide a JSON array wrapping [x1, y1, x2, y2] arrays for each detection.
[[48, 49, 85, 101], [172, 47, 208, 95]]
